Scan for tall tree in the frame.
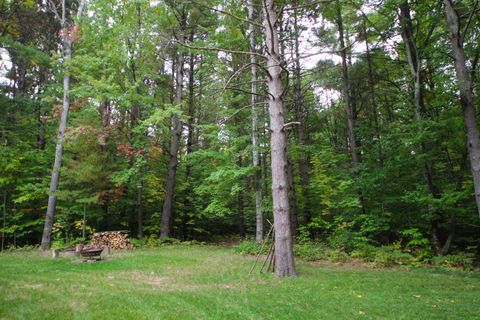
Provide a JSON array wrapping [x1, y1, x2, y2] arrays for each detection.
[[443, 0, 480, 220], [41, 0, 85, 251], [335, 0, 364, 213], [263, 0, 296, 277], [247, 0, 263, 243], [160, 7, 187, 238]]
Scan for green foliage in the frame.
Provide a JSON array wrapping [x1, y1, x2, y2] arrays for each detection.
[[400, 228, 430, 251], [369, 245, 415, 268], [432, 253, 476, 271], [233, 239, 270, 255], [293, 242, 328, 261]]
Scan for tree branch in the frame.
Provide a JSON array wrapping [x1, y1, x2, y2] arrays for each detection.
[[192, 1, 264, 28], [175, 39, 267, 59], [461, 0, 479, 44]]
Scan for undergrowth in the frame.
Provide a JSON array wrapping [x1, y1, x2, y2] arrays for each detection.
[[233, 239, 477, 270]]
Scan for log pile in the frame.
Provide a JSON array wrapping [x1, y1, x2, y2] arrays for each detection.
[[89, 231, 134, 250]]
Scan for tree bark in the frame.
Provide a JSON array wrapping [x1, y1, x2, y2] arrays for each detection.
[[183, 38, 195, 241], [443, 0, 480, 220], [38, 111, 46, 150], [82, 203, 86, 239], [248, 0, 263, 243], [41, 0, 85, 251], [40, 35, 72, 251], [287, 155, 298, 237], [160, 30, 185, 239], [336, 0, 364, 212], [237, 156, 245, 238], [362, 15, 383, 166], [1, 189, 6, 251], [292, 4, 311, 225], [137, 178, 143, 240], [400, 1, 446, 253], [263, 0, 296, 277]]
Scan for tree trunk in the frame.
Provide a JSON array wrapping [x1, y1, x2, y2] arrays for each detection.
[[137, 179, 143, 240], [82, 203, 86, 239], [40, 0, 85, 251], [443, 0, 480, 220], [2, 189, 6, 251], [263, 0, 296, 277], [287, 155, 298, 237], [248, 0, 263, 243], [182, 31, 196, 240], [362, 15, 383, 166], [38, 111, 46, 150], [400, 1, 446, 253], [160, 31, 185, 239], [40, 35, 72, 251], [292, 4, 311, 225], [237, 156, 245, 238], [336, 1, 364, 211]]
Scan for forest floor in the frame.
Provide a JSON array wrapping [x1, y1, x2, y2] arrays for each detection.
[[1, 245, 479, 319]]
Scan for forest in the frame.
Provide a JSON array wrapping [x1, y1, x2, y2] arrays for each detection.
[[1, 0, 480, 278]]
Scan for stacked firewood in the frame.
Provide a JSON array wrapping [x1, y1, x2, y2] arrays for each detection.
[[89, 231, 134, 250]]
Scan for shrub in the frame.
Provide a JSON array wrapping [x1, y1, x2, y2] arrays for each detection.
[[371, 245, 414, 268], [129, 238, 145, 248], [5, 244, 39, 252], [233, 239, 270, 255], [432, 253, 475, 270], [328, 228, 370, 253], [294, 242, 328, 261], [326, 249, 351, 263], [51, 239, 65, 249], [158, 237, 181, 245], [350, 244, 378, 262], [294, 242, 352, 263]]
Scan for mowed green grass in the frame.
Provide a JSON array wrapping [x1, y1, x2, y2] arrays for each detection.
[[0, 246, 479, 320]]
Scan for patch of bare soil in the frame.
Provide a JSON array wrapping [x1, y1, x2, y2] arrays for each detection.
[[23, 284, 44, 289], [108, 271, 238, 292], [305, 259, 374, 270]]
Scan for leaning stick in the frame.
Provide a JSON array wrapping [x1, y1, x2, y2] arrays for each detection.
[[248, 224, 274, 275], [260, 240, 275, 273]]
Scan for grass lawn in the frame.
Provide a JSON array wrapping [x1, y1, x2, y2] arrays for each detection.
[[0, 245, 479, 319]]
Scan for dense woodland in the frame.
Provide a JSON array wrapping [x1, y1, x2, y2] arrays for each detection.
[[1, 0, 480, 276]]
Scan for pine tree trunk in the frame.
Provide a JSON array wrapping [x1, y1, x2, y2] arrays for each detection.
[[292, 4, 311, 224], [237, 156, 245, 238], [137, 180, 143, 240], [248, 0, 263, 243], [362, 15, 383, 165], [38, 111, 46, 150], [263, 0, 296, 277], [336, 1, 364, 212], [2, 189, 6, 251], [287, 155, 298, 237], [183, 42, 195, 240], [160, 32, 185, 239]]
